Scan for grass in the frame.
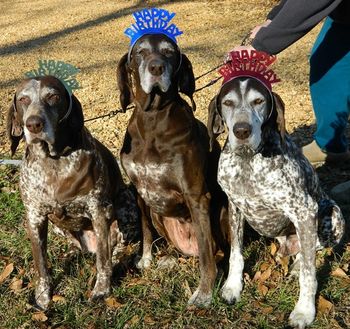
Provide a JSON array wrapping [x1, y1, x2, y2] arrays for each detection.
[[0, 165, 349, 329]]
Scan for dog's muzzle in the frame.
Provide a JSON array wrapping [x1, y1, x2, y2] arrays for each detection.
[[233, 122, 252, 140], [148, 58, 165, 76], [26, 115, 44, 135]]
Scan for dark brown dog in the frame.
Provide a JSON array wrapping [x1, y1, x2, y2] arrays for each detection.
[[7, 76, 139, 310], [117, 34, 228, 306]]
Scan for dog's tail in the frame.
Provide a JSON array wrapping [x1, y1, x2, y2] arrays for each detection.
[[317, 199, 345, 248]]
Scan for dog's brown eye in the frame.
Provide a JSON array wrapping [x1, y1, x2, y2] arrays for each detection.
[[137, 48, 149, 57], [18, 96, 31, 105], [253, 98, 264, 105], [161, 48, 174, 57], [223, 100, 234, 107], [47, 94, 60, 103]]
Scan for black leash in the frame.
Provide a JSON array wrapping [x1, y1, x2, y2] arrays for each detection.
[[84, 105, 134, 123], [195, 63, 223, 81], [194, 63, 223, 93], [194, 76, 222, 93]]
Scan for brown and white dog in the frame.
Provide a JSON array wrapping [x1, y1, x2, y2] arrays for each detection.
[[7, 76, 139, 310], [208, 76, 345, 328], [117, 34, 229, 307]]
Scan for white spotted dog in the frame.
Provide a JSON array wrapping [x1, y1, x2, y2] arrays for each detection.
[[7, 75, 140, 310], [207, 55, 345, 328]]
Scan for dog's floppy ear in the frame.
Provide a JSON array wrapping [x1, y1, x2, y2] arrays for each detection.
[[273, 92, 286, 141], [7, 95, 24, 156], [207, 95, 225, 151], [178, 53, 196, 111], [69, 94, 84, 131], [117, 53, 133, 112]]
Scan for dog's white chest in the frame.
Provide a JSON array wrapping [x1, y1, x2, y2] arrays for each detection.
[[218, 151, 298, 235], [124, 160, 183, 213], [128, 161, 168, 199], [20, 150, 94, 210]]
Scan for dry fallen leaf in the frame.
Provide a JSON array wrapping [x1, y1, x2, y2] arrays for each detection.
[[277, 256, 289, 276], [253, 271, 261, 282], [0, 263, 14, 284], [260, 262, 270, 272], [32, 312, 48, 322], [128, 315, 140, 326], [258, 283, 269, 296], [317, 295, 334, 315], [270, 242, 277, 256], [9, 278, 23, 293], [261, 305, 273, 314], [104, 297, 123, 309], [260, 268, 272, 283], [18, 268, 26, 276], [331, 267, 349, 280], [243, 272, 251, 284], [52, 295, 66, 303], [144, 315, 156, 325]]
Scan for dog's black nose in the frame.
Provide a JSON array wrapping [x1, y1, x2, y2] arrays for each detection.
[[148, 59, 165, 76], [26, 115, 44, 134], [233, 122, 252, 140]]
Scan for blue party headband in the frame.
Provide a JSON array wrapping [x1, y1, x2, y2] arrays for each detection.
[[124, 8, 183, 48]]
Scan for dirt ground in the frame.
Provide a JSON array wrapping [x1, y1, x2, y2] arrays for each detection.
[[0, 0, 317, 154]]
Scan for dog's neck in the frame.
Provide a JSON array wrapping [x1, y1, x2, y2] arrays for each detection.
[[25, 124, 86, 160], [257, 128, 284, 157], [134, 84, 179, 112]]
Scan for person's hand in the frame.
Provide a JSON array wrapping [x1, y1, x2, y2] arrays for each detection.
[[224, 19, 272, 63], [249, 19, 271, 39]]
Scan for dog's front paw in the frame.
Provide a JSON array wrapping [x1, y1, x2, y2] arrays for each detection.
[[187, 288, 212, 308], [289, 302, 315, 329], [35, 279, 51, 310], [220, 279, 243, 304], [136, 255, 152, 269], [90, 275, 111, 301]]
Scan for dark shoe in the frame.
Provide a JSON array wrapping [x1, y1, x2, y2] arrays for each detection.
[[331, 180, 350, 204]]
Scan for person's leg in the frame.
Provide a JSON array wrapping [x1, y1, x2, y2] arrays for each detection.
[[304, 17, 350, 163]]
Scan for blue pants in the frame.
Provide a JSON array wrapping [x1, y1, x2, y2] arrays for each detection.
[[310, 17, 350, 153]]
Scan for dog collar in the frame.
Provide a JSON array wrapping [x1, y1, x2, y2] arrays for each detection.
[[58, 94, 73, 123]]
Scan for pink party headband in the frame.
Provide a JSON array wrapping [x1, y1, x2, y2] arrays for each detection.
[[219, 50, 281, 90]]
